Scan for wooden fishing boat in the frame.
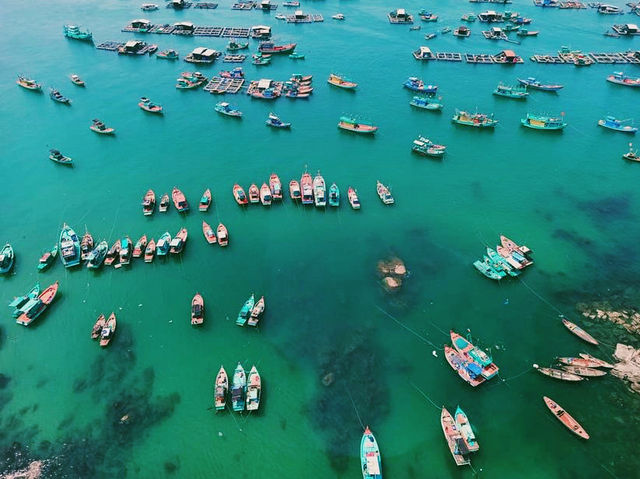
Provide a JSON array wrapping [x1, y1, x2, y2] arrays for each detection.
[[543, 396, 589, 440], [313, 173, 326, 207], [169, 228, 188, 254], [49, 149, 73, 166], [452, 110, 498, 128], [444, 346, 486, 387], [80, 230, 94, 260], [141, 3, 159, 10], [252, 55, 271, 66], [115, 236, 132, 269], [441, 408, 471, 466], [376, 181, 394, 205], [199, 188, 212, 212], [557, 357, 602, 368], [248, 184, 260, 204], [156, 232, 171, 256], [90, 119, 115, 135], [454, 406, 479, 452], [412, 136, 446, 157], [623, 143, 639, 162], [246, 366, 262, 411], [260, 183, 272, 206], [486, 247, 519, 277], [533, 364, 583, 381], [419, 11, 438, 22], [236, 294, 255, 326], [461, 13, 476, 22], [579, 353, 614, 368], [561, 365, 607, 377], [159, 193, 170, 212], [473, 256, 506, 280], [138, 97, 163, 114], [328, 73, 358, 89], [202, 221, 217, 244], [248, 296, 265, 326], [70, 74, 85, 86], [0, 244, 15, 274], [258, 41, 296, 54], [231, 363, 247, 411], [453, 26, 471, 37], [217, 223, 229, 247], [214, 366, 228, 411], [522, 113, 567, 130], [143, 238, 155, 263], [607, 71, 640, 87], [404, 77, 437, 93], [561, 318, 598, 345], [289, 180, 301, 201], [266, 113, 291, 128], [172, 187, 189, 212], [50, 88, 71, 104], [16, 281, 59, 326], [360, 426, 383, 478], [500, 235, 532, 257], [233, 184, 248, 205], [99, 313, 117, 347], [348, 187, 361, 209], [220, 67, 244, 79], [338, 116, 378, 134], [598, 116, 638, 133], [63, 24, 92, 41], [38, 244, 58, 271], [104, 240, 120, 266], [410, 95, 443, 111], [91, 314, 106, 339], [301, 173, 313, 205], [59, 223, 81, 268], [17, 76, 41, 91], [328, 183, 340, 207], [215, 102, 242, 117], [517, 77, 563, 91], [87, 240, 108, 269], [9, 283, 40, 314], [141, 189, 155, 216], [516, 28, 539, 36], [450, 331, 499, 379], [269, 174, 283, 200], [191, 293, 204, 325], [493, 83, 528, 99], [227, 39, 249, 51], [133, 235, 147, 258]]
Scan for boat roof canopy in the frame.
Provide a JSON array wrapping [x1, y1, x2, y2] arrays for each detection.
[[503, 49, 516, 57], [257, 78, 272, 89], [125, 40, 143, 47], [174, 21, 194, 28]]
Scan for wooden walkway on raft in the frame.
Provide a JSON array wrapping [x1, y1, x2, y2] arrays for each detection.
[[204, 77, 245, 94], [122, 24, 250, 37]]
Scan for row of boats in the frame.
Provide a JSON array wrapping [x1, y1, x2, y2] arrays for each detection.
[[534, 353, 612, 382], [9, 282, 59, 326], [444, 331, 500, 387], [473, 235, 533, 280], [188, 293, 266, 327], [214, 363, 261, 412]]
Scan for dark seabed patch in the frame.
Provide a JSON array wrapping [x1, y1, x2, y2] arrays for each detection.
[[0, 374, 10, 389], [578, 194, 632, 225]]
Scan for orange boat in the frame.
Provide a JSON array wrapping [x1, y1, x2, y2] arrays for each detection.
[[191, 293, 204, 325], [199, 188, 212, 212], [247, 296, 265, 326], [260, 183, 272, 205], [159, 193, 170, 212], [444, 346, 485, 387], [561, 318, 598, 345], [501, 235, 532, 255], [100, 313, 117, 347], [300, 172, 313, 205], [557, 357, 603, 368], [172, 187, 189, 212], [91, 314, 106, 339], [441, 407, 471, 466], [217, 223, 228, 247], [289, 180, 301, 200], [144, 238, 156, 263], [133, 235, 147, 258], [533, 364, 583, 381], [269, 173, 283, 200], [142, 189, 155, 216], [104, 240, 120, 266], [543, 396, 589, 440], [248, 183, 260, 203], [327, 73, 358, 89], [16, 281, 59, 326], [170, 228, 188, 254], [579, 353, 613, 368], [233, 184, 248, 205], [202, 221, 217, 244], [337, 116, 378, 134]]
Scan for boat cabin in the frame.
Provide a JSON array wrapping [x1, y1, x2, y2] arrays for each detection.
[[294, 9, 305, 18], [493, 49, 522, 63], [388, 9, 414, 24], [612, 23, 640, 35], [188, 47, 218, 62], [478, 10, 504, 22], [251, 25, 272, 39], [173, 21, 195, 33], [261, 0, 276, 10], [170, 0, 186, 9], [121, 40, 146, 53], [257, 78, 273, 91], [413, 46, 435, 60], [129, 18, 152, 29]]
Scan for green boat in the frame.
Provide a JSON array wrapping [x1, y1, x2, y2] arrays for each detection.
[[410, 95, 443, 110], [0, 243, 15, 274], [9, 283, 40, 315], [412, 136, 446, 157], [503, 23, 520, 32], [473, 256, 506, 280], [452, 110, 498, 128], [493, 83, 528, 99], [87, 240, 108, 269], [157, 49, 179, 60], [59, 224, 81, 268], [328, 183, 340, 207], [236, 294, 255, 326], [454, 407, 479, 453], [63, 25, 93, 42], [289, 52, 305, 59], [227, 39, 249, 51], [521, 113, 566, 130], [486, 247, 519, 277], [37, 244, 58, 271]]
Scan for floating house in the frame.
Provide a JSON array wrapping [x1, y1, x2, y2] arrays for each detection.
[[478, 10, 504, 22], [185, 47, 219, 63], [413, 46, 436, 60], [129, 18, 153, 30], [483, 27, 507, 39], [119, 40, 147, 54], [173, 21, 195, 34], [612, 24, 640, 35], [493, 49, 523, 63], [388, 9, 414, 24], [169, 0, 187, 9], [251, 25, 272, 39], [260, 0, 277, 10]]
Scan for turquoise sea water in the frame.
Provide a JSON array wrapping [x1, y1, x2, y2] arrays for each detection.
[[2, 0, 640, 477]]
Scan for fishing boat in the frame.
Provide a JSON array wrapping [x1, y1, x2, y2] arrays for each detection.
[[598, 116, 638, 133], [521, 113, 567, 130], [49, 149, 73, 166], [90, 119, 115, 135], [557, 357, 603, 368], [99, 313, 117, 347], [59, 224, 81, 268], [454, 406, 479, 452], [441, 26, 452, 34], [138, 97, 163, 114], [444, 345, 486, 387], [441, 408, 471, 466], [450, 331, 499, 379], [37, 244, 58, 271], [133, 235, 147, 258], [172, 187, 189, 212], [301, 173, 313, 205], [412, 136, 446, 157], [227, 39, 249, 51], [579, 353, 614, 368], [252, 55, 271, 66], [327, 73, 358, 89], [156, 232, 171, 256], [9, 284, 40, 316], [17, 76, 41, 91], [500, 235, 532, 258], [49, 88, 71, 104], [104, 240, 120, 266], [141, 3, 159, 10], [191, 293, 204, 325], [248, 296, 265, 326], [233, 184, 248, 205], [0, 244, 14, 274], [80, 230, 94, 260], [231, 363, 247, 412], [516, 28, 539, 36], [157, 49, 179, 60], [338, 116, 378, 134], [70, 74, 85, 86], [561, 365, 607, 377], [533, 364, 583, 381], [376, 181, 394, 205], [332, 13, 345, 20], [63, 25, 93, 41], [260, 183, 272, 206], [486, 247, 519, 277], [493, 83, 528, 99], [236, 294, 255, 326], [360, 426, 383, 478], [419, 11, 439, 22], [200, 220, 216, 244], [269, 174, 283, 200], [517, 77, 563, 91], [328, 183, 340, 207], [159, 193, 170, 212], [217, 223, 229, 247], [246, 366, 262, 411], [199, 188, 212, 211], [142, 189, 155, 216], [115, 236, 132, 269], [144, 239, 156, 263], [289, 180, 301, 201], [214, 366, 228, 411], [91, 314, 106, 339], [607, 71, 640, 87], [248, 184, 260, 203], [215, 102, 242, 118], [410, 96, 443, 110], [258, 41, 297, 54], [404, 77, 438, 93], [87, 240, 108, 269], [623, 143, 639, 162], [348, 187, 361, 209], [313, 173, 326, 207], [16, 281, 59, 326], [452, 110, 498, 128], [425, 33, 437, 40], [461, 13, 477, 22], [561, 318, 598, 345], [543, 396, 589, 440], [473, 256, 505, 280], [266, 113, 291, 128], [169, 228, 188, 254]]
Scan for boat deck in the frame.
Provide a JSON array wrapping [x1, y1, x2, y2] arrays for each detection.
[[223, 54, 247, 63], [204, 77, 245, 94], [286, 14, 323, 23]]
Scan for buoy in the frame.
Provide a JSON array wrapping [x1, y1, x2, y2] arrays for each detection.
[[432, 350, 438, 357]]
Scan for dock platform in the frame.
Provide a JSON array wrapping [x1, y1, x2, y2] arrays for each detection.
[[195, 3, 218, 8], [204, 77, 245, 94], [466, 54, 494, 63], [435, 52, 463, 61], [232, 2, 255, 9], [121, 23, 250, 37], [96, 41, 123, 51], [223, 54, 247, 62], [286, 14, 323, 23]]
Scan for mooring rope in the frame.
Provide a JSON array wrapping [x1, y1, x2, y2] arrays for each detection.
[[344, 384, 365, 430], [410, 382, 441, 411], [375, 305, 442, 349]]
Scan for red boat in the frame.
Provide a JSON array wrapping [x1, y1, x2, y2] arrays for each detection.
[[170, 228, 188, 254], [247, 296, 265, 326], [16, 281, 59, 326], [269, 174, 283, 200], [300, 172, 313, 205], [144, 238, 156, 263], [142, 189, 155, 216], [233, 184, 248, 205], [191, 293, 204, 325], [217, 223, 228, 247], [202, 221, 217, 244], [104, 240, 120, 266], [248, 183, 260, 203], [91, 314, 106, 339], [543, 396, 589, 440], [444, 346, 485, 387], [260, 183, 272, 205], [199, 188, 212, 212], [100, 313, 117, 347], [258, 42, 297, 54], [172, 187, 189, 212], [133, 235, 147, 258], [289, 180, 301, 200]]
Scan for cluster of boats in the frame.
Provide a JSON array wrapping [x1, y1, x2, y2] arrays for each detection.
[[9, 282, 59, 326], [214, 363, 261, 412], [235, 294, 266, 327], [411, 135, 446, 157], [91, 313, 117, 346], [444, 331, 500, 387], [534, 353, 612, 382], [441, 406, 480, 466], [473, 235, 533, 280], [142, 187, 209, 215]]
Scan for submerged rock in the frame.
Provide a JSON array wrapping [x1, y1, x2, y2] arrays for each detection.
[[576, 301, 640, 335], [612, 344, 640, 394], [378, 257, 407, 292]]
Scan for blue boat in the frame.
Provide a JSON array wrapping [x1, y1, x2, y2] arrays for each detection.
[[328, 183, 340, 207], [403, 77, 437, 93], [266, 113, 291, 128], [156, 232, 172, 256], [231, 363, 247, 412], [598, 116, 638, 134], [49, 88, 71, 104], [9, 283, 40, 316], [410, 95, 443, 110], [59, 224, 81, 268], [236, 294, 255, 326], [360, 427, 382, 479], [215, 102, 242, 118]]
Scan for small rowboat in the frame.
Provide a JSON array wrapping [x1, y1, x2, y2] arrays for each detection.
[[133, 235, 147, 257], [202, 221, 217, 244], [100, 313, 117, 347], [17, 76, 41, 91], [348, 187, 360, 209], [49, 149, 73, 166], [533, 364, 583, 381], [579, 353, 614, 368], [80, 230, 94, 260], [217, 223, 228, 246], [70, 74, 85, 86], [561, 365, 607, 377], [233, 184, 248, 205], [144, 238, 155, 262], [328, 73, 358, 89], [199, 188, 212, 211], [236, 294, 255, 326], [260, 183, 272, 205], [0, 244, 15, 274], [142, 189, 155, 216], [16, 281, 59, 326], [269, 173, 283, 200], [361, 426, 384, 476], [50, 88, 71, 104], [172, 187, 189, 212], [444, 346, 485, 387], [214, 366, 228, 411], [441, 408, 471, 466], [561, 318, 598, 345], [191, 293, 204, 325], [90, 119, 115, 135], [289, 180, 301, 200], [38, 244, 58, 271], [159, 193, 170, 212], [248, 184, 260, 203], [138, 97, 163, 114], [248, 296, 265, 326], [246, 366, 261, 411], [543, 396, 589, 440], [91, 314, 106, 339]]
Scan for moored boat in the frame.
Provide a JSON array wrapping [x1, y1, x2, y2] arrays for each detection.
[[452, 110, 498, 128], [328, 73, 358, 89], [104, 240, 120, 266], [410, 95, 443, 111], [444, 345, 486, 387], [49, 88, 71, 104], [0, 244, 15, 274], [99, 313, 117, 347], [59, 224, 81, 268], [533, 364, 583, 381], [517, 77, 563, 91], [157, 49, 179, 60], [598, 116, 637, 134], [156, 232, 171, 256], [360, 426, 383, 478], [138, 97, 163, 113], [49, 149, 73, 166], [9, 283, 40, 315], [450, 331, 499, 379], [454, 406, 479, 452], [63, 24, 92, 41], [441, 408, 471, 466], [579, 353, 614, 368], [172, 187, 189, 212], [144, 238, 156, 262], [91, 314, 106, 339], [557, 357, 603, 368], [348, 187, 361, 209], [561, 318, 598, 345], [328, 183, 340, 207], [260, 183, 272, 206], [248, 184, 260, 203], [404, 76, 437, 93], [258, 41, 296, 54], [70, 74, 85, 86], [376, 181, 394, 205], [142, 189, 155, 216], [133, 235, 147, 257], [115, 236, 132, 269], [233, 184, 248, 205], [17, 76, 41, 91], [199, 188, 212, 211], [38, 244, 58, 271], [561, 365, 607, 377], [473, 256, 506, 280], [217, 223, 228, 246], [301, 173, 313, 205], [246, 366, 261, 411], [203, 221, 217, 244], [338, 116, 378, 134], [289, 52, 305, 59], [493, 83, 528, 99], [214, 366, 228, 411], [90, 119, 115, 135], [215, 102, 242, 117], [412, 136, 446, 157], [313, 173, 326, 207], [269, 174, 283, 200], [170, 228, 188, 254], [607, 71, 640, 87], [191, 293, 204, 325], [87, 240, 108, 269], [236, 294, 255, 326], [521, 113, 567, 130], [247, 296, 265, 326], [159, 193, 170, 212], [289, 180, 301, 201], [623, 143, 639, 162], [16, 281, 59, 326], [227, 39, 249, 51], [543, 396, 589, 440], [486, 247, 519, 277], [266, 113, 291, 128], [231, 363, 247, 411], [80, 230, 94, 260]]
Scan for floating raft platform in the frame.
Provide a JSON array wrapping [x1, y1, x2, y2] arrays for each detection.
[[223, 54, 247, 62], [531, 51, 640, 64], [286, 13, 323, 23], [122, 24, 250, 37], [232, 2, 255, 9], [482, 30, 508, 40], [194, 3, 219, 8], [96, 41, 123, 51], [167, 2, 193, 8], [436, 52, 463, 61], [246, 79, 284, 96], [204, 76, 245, 94], [466, 53, 495, 63]]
